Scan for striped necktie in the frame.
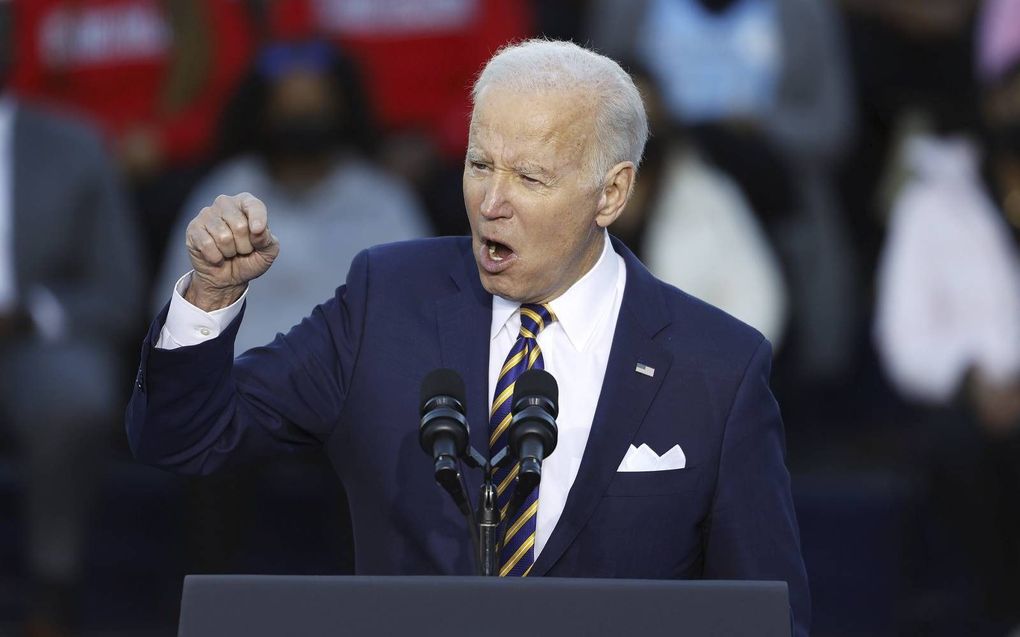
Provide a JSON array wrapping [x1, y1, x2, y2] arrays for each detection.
[[489, 303, 555, 577]]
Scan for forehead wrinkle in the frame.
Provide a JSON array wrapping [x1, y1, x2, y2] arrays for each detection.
[[470, 87, 594, 176], [470, 118, 551, 172]]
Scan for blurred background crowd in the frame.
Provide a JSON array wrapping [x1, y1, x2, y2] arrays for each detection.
[[0, 0, 1018, 635]]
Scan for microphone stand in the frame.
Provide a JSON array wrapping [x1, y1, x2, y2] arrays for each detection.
[[440, 446, 533, 576], [433, 454, 480, 569], [460, 447, 503, 576]]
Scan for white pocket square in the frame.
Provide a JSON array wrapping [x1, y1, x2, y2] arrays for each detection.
[[617, 443, 687, 472]]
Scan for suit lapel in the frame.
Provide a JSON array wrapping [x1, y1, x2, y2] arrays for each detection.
[[531, 239, 673, 576], [436, 244, 493, 500]]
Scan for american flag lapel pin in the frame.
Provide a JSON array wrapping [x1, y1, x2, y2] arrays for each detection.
[[635, 362, 655, 377]]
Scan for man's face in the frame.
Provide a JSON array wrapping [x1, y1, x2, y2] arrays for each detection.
[[463, 86, 608, 304]]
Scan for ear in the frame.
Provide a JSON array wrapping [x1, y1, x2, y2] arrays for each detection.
[[594, 161, 636, 229]]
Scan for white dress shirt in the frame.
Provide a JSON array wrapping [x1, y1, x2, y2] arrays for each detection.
[[488, 232, 625, 556], [156, 271, 249, 349], [157, 232, 626, 557]]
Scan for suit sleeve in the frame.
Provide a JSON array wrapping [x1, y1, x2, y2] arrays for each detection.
[[125, 248, 372, 475], [703, 338, 811, 637]]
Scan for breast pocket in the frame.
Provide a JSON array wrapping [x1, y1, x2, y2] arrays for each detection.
[[604, 467, 703, 497]]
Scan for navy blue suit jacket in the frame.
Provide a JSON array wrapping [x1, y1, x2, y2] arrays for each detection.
[[127, 236, 809, 636]]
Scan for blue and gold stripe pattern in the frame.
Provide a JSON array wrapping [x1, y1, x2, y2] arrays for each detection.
[[490, 303, 554, 577]]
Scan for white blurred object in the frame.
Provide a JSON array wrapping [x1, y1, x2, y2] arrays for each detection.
[[874, 133, 1020, 403], [643, 149, 788, 347], [25, 284, 67, 342]]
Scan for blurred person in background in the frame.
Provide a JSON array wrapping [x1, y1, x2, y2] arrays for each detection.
[[586, 0, 859, 393], [837, 0, 981, 273], [874, 0, 1020, 628], [981, 0, 1020, 240], [0, 3, 145, 635], [155, 38, 430, 575], [248, 0, 534, 236], [9, 0, 255, 276], [617, 63, 789, 346]]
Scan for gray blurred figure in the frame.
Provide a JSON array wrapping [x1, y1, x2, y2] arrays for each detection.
[[0, 4, 145, 636], [587, 0, 858, 380]]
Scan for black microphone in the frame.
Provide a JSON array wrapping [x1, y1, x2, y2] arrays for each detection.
[[419, 369, 470, 483], [508, 368, 558, 496]]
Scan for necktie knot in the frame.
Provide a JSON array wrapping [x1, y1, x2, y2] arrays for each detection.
[[519, 303, 554, 339]]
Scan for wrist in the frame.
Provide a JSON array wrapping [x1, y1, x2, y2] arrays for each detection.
[[184, 274, 246, 311]]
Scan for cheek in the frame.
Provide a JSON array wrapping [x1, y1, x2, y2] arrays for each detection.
[[463, 179, 482, 217], [526, 209, 578, 261]]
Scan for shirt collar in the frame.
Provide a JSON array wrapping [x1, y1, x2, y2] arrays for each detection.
[[490, 231, 619, 351]]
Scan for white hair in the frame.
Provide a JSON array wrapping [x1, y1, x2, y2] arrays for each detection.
[[471, 39, 649, 188]]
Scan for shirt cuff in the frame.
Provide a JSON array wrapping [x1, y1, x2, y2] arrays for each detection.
[[155, 272, 247, 350]]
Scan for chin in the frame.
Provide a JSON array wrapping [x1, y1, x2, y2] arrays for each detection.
[[476, 272, 521, 302], [479, 274, 512, 299]]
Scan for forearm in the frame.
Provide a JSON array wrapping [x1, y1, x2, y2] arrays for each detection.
[[127, 261, 364, 474], [127, 307, 249, 474]]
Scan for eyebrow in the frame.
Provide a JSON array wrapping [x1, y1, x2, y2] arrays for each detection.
[[513, 162, 552, 177]]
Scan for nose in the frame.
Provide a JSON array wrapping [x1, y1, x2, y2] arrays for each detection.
[[479, 173, 512, 220]]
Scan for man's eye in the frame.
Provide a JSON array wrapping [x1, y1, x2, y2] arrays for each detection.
[[470, 161, 489, 170], [521, 174, 541, 185]]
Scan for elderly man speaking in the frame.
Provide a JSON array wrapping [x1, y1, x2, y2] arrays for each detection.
[[128, 40, 809, 635]]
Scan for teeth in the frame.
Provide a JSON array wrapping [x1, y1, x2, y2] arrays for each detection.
[[488, 243, 503, 261]]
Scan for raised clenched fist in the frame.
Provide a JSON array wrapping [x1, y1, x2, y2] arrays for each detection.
[[184, 193, 279, 311]]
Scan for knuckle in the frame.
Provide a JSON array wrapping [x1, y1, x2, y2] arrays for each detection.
[[194, 233, 213, 249], [193, 208, 211, 224]]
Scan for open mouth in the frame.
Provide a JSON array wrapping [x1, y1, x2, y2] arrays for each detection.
[[479, 238, 517, 273], [486, 239, 514, 262]]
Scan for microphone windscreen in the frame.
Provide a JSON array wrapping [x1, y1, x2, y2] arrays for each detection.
[[512, 368, 558, 406], [420, 368, 466, 410]]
